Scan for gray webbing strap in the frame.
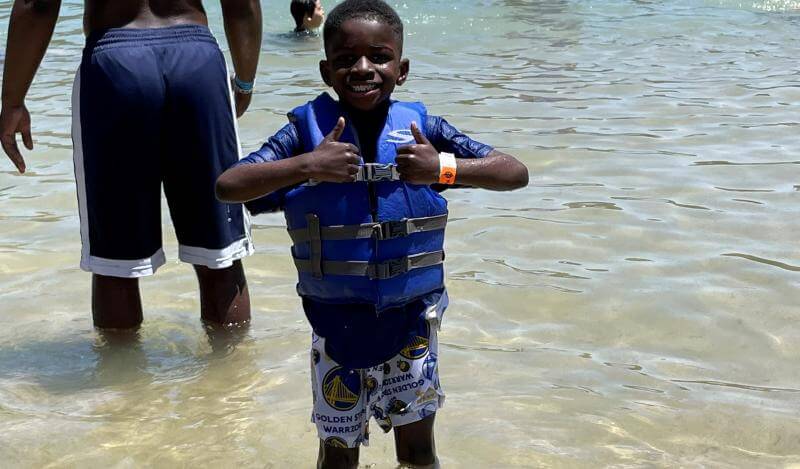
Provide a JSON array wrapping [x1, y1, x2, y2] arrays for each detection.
[[293, 251, 444, 280], [287, 214, 448, 244], [304, 163, 400, 186], [306, 213, 323, 278]]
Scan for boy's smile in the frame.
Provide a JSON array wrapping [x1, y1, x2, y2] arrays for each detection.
[[320, 18, 409, 112]]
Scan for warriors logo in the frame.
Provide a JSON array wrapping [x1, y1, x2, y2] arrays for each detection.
[[388, 397, 408, 415], [322, 366, 361, 411], [422, 353, 438, 380], [324, 437, 348, 448], [397, 360, 410, 372], [400, 322, 429, 360]]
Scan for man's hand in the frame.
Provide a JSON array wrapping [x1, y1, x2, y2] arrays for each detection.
[[395, 121, 439, 185], [233, 89, 251, 118], [304, 117, 361, 183], [0, 103, 33, 174]]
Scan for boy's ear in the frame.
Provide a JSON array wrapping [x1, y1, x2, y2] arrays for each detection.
[[319, 60, 333, 87], [396, 58, 410, 86]]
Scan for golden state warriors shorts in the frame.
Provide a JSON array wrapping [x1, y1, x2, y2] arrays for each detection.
[[309, 313, 445, 448]]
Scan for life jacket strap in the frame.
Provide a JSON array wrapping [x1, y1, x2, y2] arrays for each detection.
[[305, 163, 401, 187], [288, 214, 447, 244], [306, 213, 323, 279], [293, 251, 444, 280]]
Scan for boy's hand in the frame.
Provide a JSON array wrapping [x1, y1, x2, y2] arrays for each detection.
[[0, 104, 33, 174], [396, 122, 439, 185], [307, 117, 361, 182]]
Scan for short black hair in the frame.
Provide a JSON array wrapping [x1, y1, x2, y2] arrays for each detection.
[[323, 0, 404, 49], [291, 0, 316, 30]]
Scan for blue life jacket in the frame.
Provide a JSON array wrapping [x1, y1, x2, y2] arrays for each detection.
[[283, 92, 448, 311]]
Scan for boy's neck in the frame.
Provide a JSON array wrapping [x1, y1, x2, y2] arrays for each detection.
[[341, 99, 391, 125]]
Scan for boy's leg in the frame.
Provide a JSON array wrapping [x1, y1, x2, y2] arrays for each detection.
[[317, 440, 359, 469], [310, 333, 373, 468], [92, 275, 143, 329], [194, 260, 250, 325], [373, 313, 445, 468], [394, 414, 439, 468]]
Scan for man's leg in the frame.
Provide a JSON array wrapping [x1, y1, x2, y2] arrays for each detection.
[[92, 274, 143, 329], [317, 440, 359, 469], [162, 33, 254, 327], [194, 260, 250, 326], [394, 414, 439, 468]]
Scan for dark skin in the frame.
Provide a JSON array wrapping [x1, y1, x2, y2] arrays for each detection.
[[216, 18, 527, 469], [0, 0, 261, 329]]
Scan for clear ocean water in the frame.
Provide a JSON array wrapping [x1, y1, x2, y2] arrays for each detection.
[[1, 0, 799, 466]]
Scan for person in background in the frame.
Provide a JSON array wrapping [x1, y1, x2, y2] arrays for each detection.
[[0, 0, 262, 330], [291, 0, 325, 34]]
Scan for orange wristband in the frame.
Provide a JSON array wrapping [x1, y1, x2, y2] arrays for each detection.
[[438, 152, 457, 185]]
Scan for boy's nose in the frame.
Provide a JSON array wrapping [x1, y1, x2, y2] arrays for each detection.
[[351, 56, 373, 75]]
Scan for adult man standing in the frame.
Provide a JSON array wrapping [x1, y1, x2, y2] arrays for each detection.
[[0, 0, 262, 329]]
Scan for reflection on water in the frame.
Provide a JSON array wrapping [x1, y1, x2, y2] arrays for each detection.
[[2, 0, 800, 467]]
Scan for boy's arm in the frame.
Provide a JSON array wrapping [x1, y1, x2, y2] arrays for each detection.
[[216, 117, 361, 202], [220, 0, 262, 117], [447, 149, 529, 191], [0, 0, 62, 174], [396, 122, 528, 191]]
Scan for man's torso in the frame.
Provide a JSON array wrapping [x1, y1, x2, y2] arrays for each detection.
[[84, 0, 208, 34]]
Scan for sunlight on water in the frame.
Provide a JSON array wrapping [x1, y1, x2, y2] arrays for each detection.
[[1, 0, 799, 467]]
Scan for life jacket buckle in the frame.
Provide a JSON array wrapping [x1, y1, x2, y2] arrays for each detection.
[[370, 257, 410, 280], [375, 219, 410, 240], [358, 163, 398, 182]]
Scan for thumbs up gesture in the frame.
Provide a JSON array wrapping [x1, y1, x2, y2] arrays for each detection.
[[308, 117, 361, 183], [395, 121, 439, 185]]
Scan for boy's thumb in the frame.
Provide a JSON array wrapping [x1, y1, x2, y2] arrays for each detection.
[[324, 117, 345, 142], [411, 121, 429, 144]]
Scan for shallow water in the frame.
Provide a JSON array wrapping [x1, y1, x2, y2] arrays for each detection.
[[1, 0, 800, 467]]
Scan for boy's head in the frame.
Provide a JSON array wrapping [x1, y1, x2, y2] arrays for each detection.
[[319, 0, 409, 112], [291, 0, 325, 32]]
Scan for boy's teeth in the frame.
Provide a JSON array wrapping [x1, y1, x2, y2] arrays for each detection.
[[351, 84, 376, 92]]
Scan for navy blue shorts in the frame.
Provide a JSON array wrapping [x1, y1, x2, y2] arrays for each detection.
[[72, 25, 252, 277]]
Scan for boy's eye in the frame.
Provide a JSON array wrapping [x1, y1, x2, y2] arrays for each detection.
[[333, 56, 357, 67], [371, 54, 392, 64]]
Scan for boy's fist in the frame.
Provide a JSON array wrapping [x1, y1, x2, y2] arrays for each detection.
[[396, 121, 439, 185], [308, 117, 361, 183]]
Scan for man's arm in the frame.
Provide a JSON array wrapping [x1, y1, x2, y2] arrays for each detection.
[[0, 0, 62, 174], [220, 0, 262, 117]]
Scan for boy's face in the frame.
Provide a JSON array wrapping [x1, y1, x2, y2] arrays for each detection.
[[304, 0, 325, 30], [320, 18, 409, 112]]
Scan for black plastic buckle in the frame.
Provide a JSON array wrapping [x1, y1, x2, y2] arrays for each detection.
[[377, 220, 409, 240], [372, 257, 409, 279]]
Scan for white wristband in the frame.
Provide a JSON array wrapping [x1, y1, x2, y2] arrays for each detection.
[[438, 152, 457, 184]]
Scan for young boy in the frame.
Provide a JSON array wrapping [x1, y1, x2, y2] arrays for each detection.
[[291, 0, 325, 34], [216, 0, 528, 467]]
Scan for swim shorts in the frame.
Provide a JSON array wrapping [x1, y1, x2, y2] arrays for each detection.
[[310, 307, 445, 448], [72, 25, 252, 277]]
